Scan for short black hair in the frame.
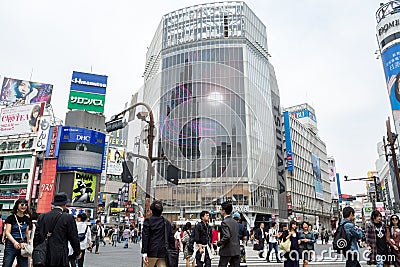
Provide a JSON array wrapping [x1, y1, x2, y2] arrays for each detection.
[[342, 206, 355, 219], [302, 221, 309, 228], [96, 220, 101, 224], [271, 222, 276, 227], [200, 210, 210, 219], [78, 213, 88, 222], [150, 200, 163, 216], [221, 201, 233, 214], [370, 210, 382, 221]]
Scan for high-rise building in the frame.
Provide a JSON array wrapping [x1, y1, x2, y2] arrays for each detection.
[[283, 104, 332, 229], [136, 2, 288, 225]]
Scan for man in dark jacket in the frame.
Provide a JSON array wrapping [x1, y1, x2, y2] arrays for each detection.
[[33, 192, 81, 267], [216, 201, 240, 267], [141, 200, 175, 267], [194, 210, 212, 267], [254, 222, 266, 257]]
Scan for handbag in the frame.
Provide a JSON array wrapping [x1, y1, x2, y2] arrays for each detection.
[[163, 217, 179, 267], [32, 212, 63, 267], [14, 214, 33, 257], [279, 237, 291, 252]]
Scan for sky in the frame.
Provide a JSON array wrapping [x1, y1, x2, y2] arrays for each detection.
[[0, 0, 391, 195]]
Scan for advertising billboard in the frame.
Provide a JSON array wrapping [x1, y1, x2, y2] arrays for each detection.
[[0, 102, 45, 136], [57, 126, 106, 173], [36, 159, 57, 213], [106, 147, 124, 175], [71, 172, 96, 205], [35, 115, 51, 152], [381, 43, 400, 134], [283, 111, 294, 171], [1, 77, 53, 105], [328, 166, 339, 199], [311, 153, 323, 200], [290, 109, 317, 122], [68, 71, 107, 113]]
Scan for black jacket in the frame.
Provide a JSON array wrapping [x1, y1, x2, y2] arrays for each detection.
[[194, 221, 212, 246], [141, 215, 175, 258], [217, 215, 240, 257], [33, 208, 80, 267]]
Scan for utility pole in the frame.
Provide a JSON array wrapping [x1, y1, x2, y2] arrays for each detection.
[[384, 117, 400, 212]]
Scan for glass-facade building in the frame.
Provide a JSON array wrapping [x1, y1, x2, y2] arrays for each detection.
[[137, 2, 286, 225]]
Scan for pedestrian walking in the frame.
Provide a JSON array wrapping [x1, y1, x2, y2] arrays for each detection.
[[141, 200, 175, 267], [132, 227, 138, 244], [215, 201, 240, 267], [182, 222, 195, 267], [123, 226, 131, 248], [298, 221, 315, 267], [254, 223, 266, 258], [282, 220, 299, 267], [386, 214, 400, 267], [174, 227, 183, 251], [307, 224, 316, 261], [266, 222, 281, 263], [68, 213, 92, 267], [233, 212, 248, 265], [92, 220, 105, 254], [211, 226, 219, 255], [341, 206, 364, 267], [3, 199, 31, 267], [111, 225, 119, 247], [33, 192, 81, 267], [194, 211, 213, 267], [365, 210, 390, 266]]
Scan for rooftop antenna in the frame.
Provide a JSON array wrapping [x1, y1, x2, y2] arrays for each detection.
[[29, 68, 33, 80]]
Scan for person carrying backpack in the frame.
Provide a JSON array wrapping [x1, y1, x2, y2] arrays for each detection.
[[336, 206, 364, 267], [182, 222, 195, 267]]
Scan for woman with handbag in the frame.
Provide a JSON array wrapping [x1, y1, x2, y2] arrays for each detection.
[[386, 214, 400, 267], [281, 220, 299, 267], [3, 198, 31, 267]]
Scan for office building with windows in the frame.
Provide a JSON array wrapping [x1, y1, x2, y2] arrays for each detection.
[[135, 2, 288, 225]]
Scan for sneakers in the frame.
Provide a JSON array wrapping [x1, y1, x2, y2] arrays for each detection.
[[95, 252, 99, 254]]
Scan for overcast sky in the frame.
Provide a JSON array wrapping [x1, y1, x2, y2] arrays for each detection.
[[0, 0, 390, 195]]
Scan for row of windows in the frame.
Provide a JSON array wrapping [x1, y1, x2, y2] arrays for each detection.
[[0, 157, 32, 171], [0, 173, 29, 184]]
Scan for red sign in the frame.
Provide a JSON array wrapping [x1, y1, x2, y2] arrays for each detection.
[[36, 159, 57, 213], [19, 188, 27, 198], [47, 126, 59, 158]]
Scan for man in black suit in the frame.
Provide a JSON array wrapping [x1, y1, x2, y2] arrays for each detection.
[[215, 201, 240, 267], [33, 192, 81, 267], [141, 200, 175, 267], [254, 223, 266, 257]]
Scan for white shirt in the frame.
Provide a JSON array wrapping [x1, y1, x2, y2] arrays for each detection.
[[77, 222, 92, 250], [268, 228, 277, 243]]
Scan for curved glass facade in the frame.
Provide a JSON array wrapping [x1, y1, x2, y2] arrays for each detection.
[[138, 2, 283, 220]]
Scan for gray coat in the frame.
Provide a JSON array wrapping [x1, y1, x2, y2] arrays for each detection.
[[217, 215, 240, 257]]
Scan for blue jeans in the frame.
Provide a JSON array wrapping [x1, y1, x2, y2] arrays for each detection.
[[266, 242, 280, 261], [3, 239, 28, 267], [376, 254, 385, 267], [124, 238, 129, 248]]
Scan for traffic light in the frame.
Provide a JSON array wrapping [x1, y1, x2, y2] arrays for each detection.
[[121, 160, 134, 183], [166, 165, 179, 185], [106, 119, 126, 133]]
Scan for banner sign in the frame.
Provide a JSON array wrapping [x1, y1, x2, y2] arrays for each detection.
[[283, 111, 294, 171], [46, 126, 60, 158], [329, 166, 339, 199], [68, 71, 107, 113], [71, 172, 96, 205], [0, 102, 45, 136], [311, 153, 323, 200], [35, 115, 51, 151], [290, 109, 317, 122], [107, 147, 124, 175], [36, 159, 57, 213], [363, 202, 373, 219], [1, 77, 53, 105]]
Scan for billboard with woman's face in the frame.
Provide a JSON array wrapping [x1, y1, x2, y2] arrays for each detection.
[[1, 77, 53, 105]]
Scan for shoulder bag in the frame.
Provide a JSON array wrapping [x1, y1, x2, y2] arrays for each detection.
[[78, 225, 89, 242], [163, 217, 178, 267], [279, 233, 291, 252], [32, 212, 63, 267], [15, 215, 33, 257]]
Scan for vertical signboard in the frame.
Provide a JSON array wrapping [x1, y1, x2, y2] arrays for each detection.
[[363, 202, 373, 219], [283, 111, 294, 171], [35, 115, 51, 151], [328, 166, 339, 199], [68, 71, 108, 113], [36, 159, 57, 213], [45, 126, 60, 157], [311, 153, 323, 200]]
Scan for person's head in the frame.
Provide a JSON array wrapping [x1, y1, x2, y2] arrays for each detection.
[[233, 212, 241, 221], [115, 151, 121, 161], [390, 214, 400, 227], [260, 223, 264, 229], [77, 213, 87, 222], [342, 206, 355, 221], [30, 105, 40, 119], [371, 210, 382, 223], [96, 220, 101, 225], [302, 221, 309, 231], [185, 222, 192, 230], [282, 225, 288, 231], [271, 222, 277, 229], [220, 201, 233, 217], [200, 210, 210, 223], [12, 198, 28, 214], [52, 192, 69, 209], [150, 200, 163, 216], [17, 80, 31, 96], [289, 220, 297, 231]]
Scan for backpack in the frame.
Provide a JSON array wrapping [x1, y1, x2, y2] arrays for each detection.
[[333, 222, 351, 254], [181, 230, 190, 244], [78, 225, 89, 242]]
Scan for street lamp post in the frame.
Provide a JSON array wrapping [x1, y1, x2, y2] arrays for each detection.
[[106, 102, 166, 218], [344, 175, 379, 210]]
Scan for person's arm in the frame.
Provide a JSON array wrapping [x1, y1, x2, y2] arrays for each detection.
[[87, 225, 92, 248], [217, 221, 231, 247], [141, 219, 150, 260], [5, 223, 21, 249], [66, 215, 81, 258], [194, 224, 203, 251]]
